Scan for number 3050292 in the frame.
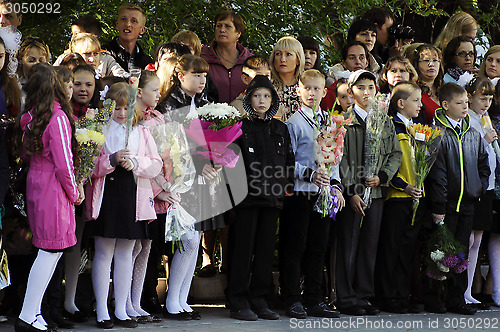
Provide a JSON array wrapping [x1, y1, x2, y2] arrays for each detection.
[[6, 2, 61, 14]]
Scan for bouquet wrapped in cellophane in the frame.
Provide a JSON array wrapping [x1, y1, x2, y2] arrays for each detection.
[[424, 221, 468, 280], [75, 99, 115, 184], [407, 123, 442, 225], [151, 121, 196, 253], [184, 103, 245, 169], [312, 111, 351, 219], [480, 112, 500, 163], [362, 93, 390, 209]]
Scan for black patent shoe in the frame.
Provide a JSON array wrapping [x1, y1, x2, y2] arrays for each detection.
[[62, 309, 88, 323], [14, 318, 47, 332], [96, 318, 114, 329], [115, 318, 138, 328], [286, 302, 307, 319], [189, 310, 201, 320], [306, 302, 340, 318], [162, 309, 191, 321]]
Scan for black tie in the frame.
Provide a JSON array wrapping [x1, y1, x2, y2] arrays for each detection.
[[455, 124, 461, 135]]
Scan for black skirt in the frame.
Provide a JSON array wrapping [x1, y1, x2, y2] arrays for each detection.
[[473, 190, 494, 231], [92, 166, 148, 239]]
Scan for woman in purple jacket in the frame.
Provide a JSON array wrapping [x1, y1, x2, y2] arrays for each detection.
[[15, 63, 84, 332], [200, 10, 253, 104]]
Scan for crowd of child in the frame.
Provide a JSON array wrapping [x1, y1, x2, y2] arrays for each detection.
[[1, 1, 500, 331]]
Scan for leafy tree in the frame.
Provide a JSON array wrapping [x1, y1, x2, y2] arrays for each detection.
[[19, 0, 500, 69]]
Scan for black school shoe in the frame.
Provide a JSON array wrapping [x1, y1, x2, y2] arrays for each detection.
[[425, 303, 447, 314], [162, 309, 192, 321], [14, 318, 56, 332], [380, 300, 408, 314], [254, 307, 279, 320], [229, 308, 258, 321], [62, 309, 88, 323], [447, 304, 477, 315], [338, 305, 366, 316], [114, 318, 138, 328], [96, 318, 114, 329], [286, 302, 307, 319], [305, 302, 340, 318]]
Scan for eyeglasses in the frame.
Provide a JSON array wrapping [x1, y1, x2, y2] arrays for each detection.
[[419, 59, 440, 65], [455, 51, 475, 58]]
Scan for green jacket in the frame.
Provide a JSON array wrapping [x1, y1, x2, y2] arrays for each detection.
[[340, 106, 402, 200]]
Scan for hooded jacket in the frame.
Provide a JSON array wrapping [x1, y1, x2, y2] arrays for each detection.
[[201, 41, 253, 103], [236, 75, 294, 208], [427, 108, 490, 214]]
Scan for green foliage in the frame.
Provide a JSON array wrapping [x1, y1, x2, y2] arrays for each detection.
[[18, 0, 499, 70]]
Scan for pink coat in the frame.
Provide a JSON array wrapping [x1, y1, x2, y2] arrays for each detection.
[[20, 101, 78, 250], [84, 124, 162, 222]]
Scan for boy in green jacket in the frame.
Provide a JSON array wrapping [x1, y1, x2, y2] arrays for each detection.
[[336, 70, 402, 316]]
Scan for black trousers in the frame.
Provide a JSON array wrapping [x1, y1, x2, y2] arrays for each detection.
[[335, 198, 384, 308], [279, 192, 331, 307], [375, 199, 425, 303], [423, 211, 473, 308], [227, 206, 279, 311]]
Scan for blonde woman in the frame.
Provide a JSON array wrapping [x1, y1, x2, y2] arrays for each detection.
[[269, 36, 305, 122], [171, 30, 202, 56], [434, 12, 478, 51]]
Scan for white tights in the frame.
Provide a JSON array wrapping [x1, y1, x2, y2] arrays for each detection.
[[19, 250, 63, 331], [126, 239, 152, 317], [489, 233, 500, 305], [465, 230, 483, 304], [165, 231, 200, 314], [92, 236, 135, 322]]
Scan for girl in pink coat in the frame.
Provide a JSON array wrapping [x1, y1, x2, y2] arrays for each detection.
[[86, 82, 162, 329], [15, 63, 84, 332]]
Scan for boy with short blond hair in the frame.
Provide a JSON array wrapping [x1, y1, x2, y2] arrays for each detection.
[[280, 69, 344, 319], [103, 3, 153, 72], [230, 55, 271, 115], [336, 70, 401, 316], [425, 82, 490, 315]]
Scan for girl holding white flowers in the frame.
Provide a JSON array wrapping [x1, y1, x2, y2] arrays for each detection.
[[155, 54, 217, 320], [85, 82, 161, 328]]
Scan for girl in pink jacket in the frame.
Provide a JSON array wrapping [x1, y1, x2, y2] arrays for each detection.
[[86, 82, 162, 329], [16, 63, 84, 332]]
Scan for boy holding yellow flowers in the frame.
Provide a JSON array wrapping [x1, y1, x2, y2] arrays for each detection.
[[375, 81, 427, 314]]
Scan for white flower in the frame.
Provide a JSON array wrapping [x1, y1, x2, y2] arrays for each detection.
[[196, 103, 239, 120], [437, 262, 449, 273], [430, 249, 445, 262]]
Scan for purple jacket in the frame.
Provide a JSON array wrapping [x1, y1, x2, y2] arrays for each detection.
[[200, 41, 253, 104], [20, 101, 78, 250]]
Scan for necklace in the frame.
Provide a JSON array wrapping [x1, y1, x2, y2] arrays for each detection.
[[215, 48, 238, 68]]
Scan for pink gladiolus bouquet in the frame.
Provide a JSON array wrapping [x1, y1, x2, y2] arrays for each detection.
[[312, 113, 351, 219]]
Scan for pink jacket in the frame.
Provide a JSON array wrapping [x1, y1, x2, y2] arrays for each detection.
[[142, 108, 171, 214], [20, 101, 78, 250], [200, 41, 253, 103], [84, 124, 162, 222]]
